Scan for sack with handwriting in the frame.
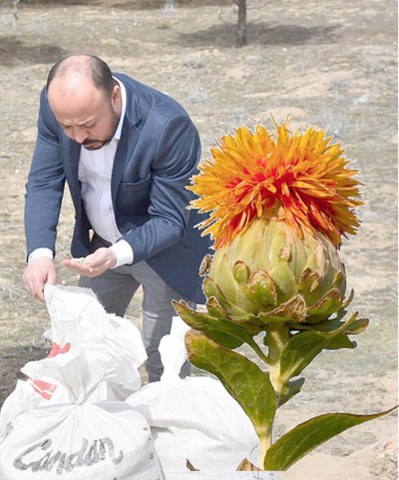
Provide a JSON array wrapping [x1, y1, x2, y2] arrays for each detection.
[[126, 317, 259, 472], [0, 349, 164, 479], [0, 285, 163, 480]]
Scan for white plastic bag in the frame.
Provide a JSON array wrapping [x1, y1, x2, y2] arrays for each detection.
[[126, 317, 259, 472], [32, 284, 147, 403]]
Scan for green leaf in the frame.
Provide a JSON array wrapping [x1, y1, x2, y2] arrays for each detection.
[[278, 377, 305, 407], [185, 330, 276, 440], [323, 333, 355, 350], [174, 299, 270, 364], [264, 406, 398, 470], [172, 300, 243, 349], [279, 330, 327, 382], [279, 312, 360, 382], [289, 316, 369, 335], [206, 297, 271, 364], [341, 317, 369, 334]]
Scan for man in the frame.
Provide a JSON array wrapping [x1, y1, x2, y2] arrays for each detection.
[[22, 54, 211, 381]]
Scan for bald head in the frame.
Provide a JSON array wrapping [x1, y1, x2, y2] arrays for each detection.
[[47, 55, 116, 97], [46, 55, 122, 150]]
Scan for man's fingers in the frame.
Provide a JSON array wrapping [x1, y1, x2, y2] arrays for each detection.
[[23, 278, 45, 301], [63, 259, 93, 275], [22, 257, 56, 302], [63, 249, 115, 276], [35, 288, 45, 302], [47, 269, 57, 285]]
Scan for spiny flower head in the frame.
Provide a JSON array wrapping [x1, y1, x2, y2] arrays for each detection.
[[190, 122, 363, 249]]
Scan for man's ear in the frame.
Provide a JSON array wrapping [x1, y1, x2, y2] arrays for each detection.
[[111, 84, 121, 110]]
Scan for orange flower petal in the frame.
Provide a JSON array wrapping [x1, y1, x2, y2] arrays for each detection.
[[189, 122, 363, 248]]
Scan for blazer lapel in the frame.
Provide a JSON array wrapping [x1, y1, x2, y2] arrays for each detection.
[[111, 85, 142, 206]]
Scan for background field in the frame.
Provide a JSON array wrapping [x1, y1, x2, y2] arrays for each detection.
[[0, 0, 397, 478]]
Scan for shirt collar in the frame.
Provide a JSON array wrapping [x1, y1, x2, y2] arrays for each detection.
[[113, 77, 127, 142]]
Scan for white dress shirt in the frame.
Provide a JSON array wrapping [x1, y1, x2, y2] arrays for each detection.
[[29, 79, 133, 268]]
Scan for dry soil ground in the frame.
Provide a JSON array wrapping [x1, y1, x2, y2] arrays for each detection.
[[0, 0, 397, 478]]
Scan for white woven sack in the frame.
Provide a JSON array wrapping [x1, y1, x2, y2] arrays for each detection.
[[126, 317, 259, 472], [0, 397, 164, 480], [32, 284, 147, 403], [0, 342, 163, 480]]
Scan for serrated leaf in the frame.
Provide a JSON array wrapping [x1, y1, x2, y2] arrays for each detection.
[[173, 300, 243, 349], [341, 317, 369, 334], [289, 316, 369, 335], [323, 333, 355, 350], [279, 312, 360, 382], [341, 288, 354, 309], [278, 377, 305, 407], [264, 406, 398, 470], [185, 330, 276, 441], [279, 330, 327, 382]]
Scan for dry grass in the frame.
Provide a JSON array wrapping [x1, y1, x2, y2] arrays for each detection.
[[0, 0, 397, 477]]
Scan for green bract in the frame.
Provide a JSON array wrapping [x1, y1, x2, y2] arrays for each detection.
[[173, 215, 396, 472], [203, 218, 347, 330]]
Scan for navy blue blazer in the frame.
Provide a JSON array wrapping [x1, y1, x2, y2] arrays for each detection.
[[24, 73, 212, 304]]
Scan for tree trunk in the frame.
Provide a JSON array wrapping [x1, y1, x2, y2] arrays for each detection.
[[236, 0, 247, 47]]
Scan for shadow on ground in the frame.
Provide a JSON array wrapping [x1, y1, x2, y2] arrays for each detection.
[[111, 0, 232, 9], [0, 36, 68, 66], [15, 0, 100, 5], [17, 0, 231, 7], [178, 22, 341, 48], [0, 344, 50, 405]]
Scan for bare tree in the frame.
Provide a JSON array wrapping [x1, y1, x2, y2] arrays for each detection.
[[12, 0, 21, 20], [234, 0, 247, 47]]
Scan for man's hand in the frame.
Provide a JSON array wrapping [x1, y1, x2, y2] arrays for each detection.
[[62, 247, 117, 277], [22, 257, 57, 301]]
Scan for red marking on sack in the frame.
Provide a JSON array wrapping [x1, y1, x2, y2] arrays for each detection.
[[48, 342, 71, 358], [28, 343, 70, 400], [30, 379, 57, 400]]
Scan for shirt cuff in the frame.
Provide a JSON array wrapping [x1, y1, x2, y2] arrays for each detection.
[[28, 248, 54, 263], [109, 240, 134, 268]]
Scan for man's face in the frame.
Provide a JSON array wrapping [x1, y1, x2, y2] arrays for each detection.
[[48, 78, 121, 150]]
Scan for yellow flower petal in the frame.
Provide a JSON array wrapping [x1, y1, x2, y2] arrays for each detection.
[[189, 122, 363, 248]]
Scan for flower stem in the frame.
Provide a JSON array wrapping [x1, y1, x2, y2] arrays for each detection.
[[253, 323, 291, 469], [266, 323, 290, 405], [259, 430, 273, 468]]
